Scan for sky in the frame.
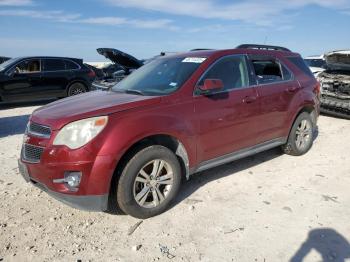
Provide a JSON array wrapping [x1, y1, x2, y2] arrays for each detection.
[[0, 0, 350, 61]]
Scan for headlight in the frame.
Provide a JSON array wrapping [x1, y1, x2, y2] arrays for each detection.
[[53, 116, 108, 149]]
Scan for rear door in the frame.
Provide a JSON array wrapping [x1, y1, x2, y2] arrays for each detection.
[[194, 54, 260, 162], [248, 55, 298, 143], [41, 58, 72, 97]]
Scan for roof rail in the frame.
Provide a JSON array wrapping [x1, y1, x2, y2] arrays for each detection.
[[190, 48, 214, 51], [237, 44, 291, 52]]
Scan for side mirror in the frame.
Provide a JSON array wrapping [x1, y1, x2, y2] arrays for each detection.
[[7, 70, 16, 77], [7, 67, 20, 77], [199, 79, 224, 92]]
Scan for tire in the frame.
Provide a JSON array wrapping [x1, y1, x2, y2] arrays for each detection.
[[115, 145, 182, 219], [282, 112, 314, 156], [67, 82, 87, 97]]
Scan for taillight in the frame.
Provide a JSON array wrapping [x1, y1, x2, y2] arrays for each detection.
[[316, 81, 320, 93], [314, 81, 321, 97], [88, 69, 96, 78]]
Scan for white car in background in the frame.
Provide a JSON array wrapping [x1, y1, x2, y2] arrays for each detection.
[[304, 55, 326, 76], [317, 50, 350, 119]]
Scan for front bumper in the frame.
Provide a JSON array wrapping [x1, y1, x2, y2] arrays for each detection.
[[18, 159, 109, 211]]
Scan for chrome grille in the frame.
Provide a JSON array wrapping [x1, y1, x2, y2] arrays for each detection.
[[22, 144, 44, 163], [28, 122, 51, 138]]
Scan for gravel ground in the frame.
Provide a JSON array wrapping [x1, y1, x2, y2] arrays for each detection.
[[1, 102, 350, 262]]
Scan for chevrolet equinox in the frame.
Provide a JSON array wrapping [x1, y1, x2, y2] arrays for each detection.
[[18, 45, 320, 218]]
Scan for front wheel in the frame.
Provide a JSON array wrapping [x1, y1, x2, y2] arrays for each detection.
[[115, 145, 182, 218], [282, 112, 314, 156]]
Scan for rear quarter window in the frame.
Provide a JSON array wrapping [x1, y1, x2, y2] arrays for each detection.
[[287, 56, 314, 77], [281, 63, 293, 81], [65, 60, 80, 70]]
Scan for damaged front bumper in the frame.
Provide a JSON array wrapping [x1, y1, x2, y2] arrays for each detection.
[[18, 159, 109, 211], [318, 71, 350, 119]]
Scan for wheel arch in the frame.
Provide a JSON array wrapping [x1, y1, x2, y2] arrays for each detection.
[[112, 134, 190, 181], [287, 104, 318, 139], [106, 134, 190, 213], [295, 105, 317, 127]]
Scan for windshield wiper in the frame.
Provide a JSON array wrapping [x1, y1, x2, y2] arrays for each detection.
[[124, 89, 145, 96]]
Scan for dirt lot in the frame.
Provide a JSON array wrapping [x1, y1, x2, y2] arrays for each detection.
[[1, 102, 350, 262]]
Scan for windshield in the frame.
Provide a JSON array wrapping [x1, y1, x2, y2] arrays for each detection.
[[0, 57, 20, 72], [112, 57, 205, 96], [304, 58, 326, 68]]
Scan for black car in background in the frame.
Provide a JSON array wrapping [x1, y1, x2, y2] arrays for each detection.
[[92, 48, 167, 90], [84, 63, 105, 79], [0, 56, 11, 64], [0, 56, 96, 103]]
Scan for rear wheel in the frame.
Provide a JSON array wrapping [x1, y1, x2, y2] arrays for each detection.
[[67, 83, 87, 97], [115, 145, 182, 218], [282, 112, 314, 156]]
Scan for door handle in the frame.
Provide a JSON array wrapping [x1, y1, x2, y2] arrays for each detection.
[[242, 95, 256, 104]]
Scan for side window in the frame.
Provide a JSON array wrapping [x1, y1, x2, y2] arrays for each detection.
[[251, 59, 282, 84], [281, 63, 293, 81], [14, 59, 41, 74], [65, 60, 79, 70], [198, 55, 249, 91], [43, 59, 65, 71], [288, 56, 314, 77]]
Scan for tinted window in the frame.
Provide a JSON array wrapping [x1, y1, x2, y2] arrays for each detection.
[[43, 59, 65, 71], [288, 57, 314, 77], [199, 55, 249, 91], [0, 57, 21, 72], [251, 59, 282, 84], [281, 63, 293, 81], [112, 57, 203, 96], [14, 59, 41, 73], [65, 60, 79, 70]]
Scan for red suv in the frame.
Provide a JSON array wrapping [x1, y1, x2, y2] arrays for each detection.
[[18, 44, 320, 218]]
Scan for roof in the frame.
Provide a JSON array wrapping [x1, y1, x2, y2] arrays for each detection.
[[164, 47, 299, 60], [326, 50, 350, 56], [14, 56, 83, 62]]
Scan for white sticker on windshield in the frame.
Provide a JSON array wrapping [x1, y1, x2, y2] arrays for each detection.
[[169, 82, 177, 87], [182, 57, 207, 63]]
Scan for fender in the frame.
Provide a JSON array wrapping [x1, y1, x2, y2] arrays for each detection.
[[94, 100, 197, 179], [284, 87, 318, 137]]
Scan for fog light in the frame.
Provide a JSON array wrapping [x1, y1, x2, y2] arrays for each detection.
[[65, 172, 81, 188], [53, 171, 82, 191]]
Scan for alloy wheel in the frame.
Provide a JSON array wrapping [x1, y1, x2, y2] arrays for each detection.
[[133, 159, 174, 208], [295, 119, 312, 151]]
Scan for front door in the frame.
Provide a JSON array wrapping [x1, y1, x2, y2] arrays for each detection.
[[2, 59, 42, 102]]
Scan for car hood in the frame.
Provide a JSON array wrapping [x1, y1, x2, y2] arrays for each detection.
[[97, 48, 143, 69], [325, 50, 350, 70], [31, 91, 161, 130]]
